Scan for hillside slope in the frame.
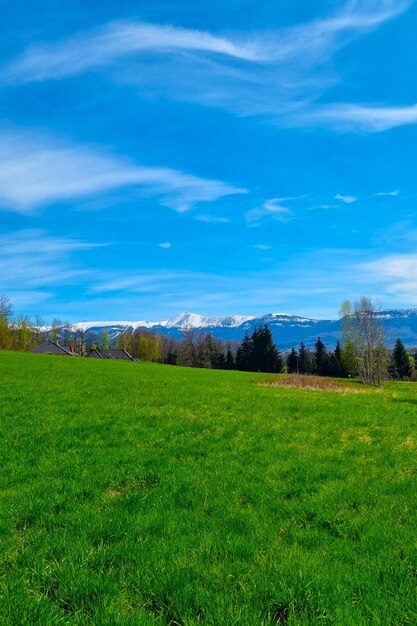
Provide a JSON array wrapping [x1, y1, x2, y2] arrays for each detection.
[[1, 351, 416, 624]]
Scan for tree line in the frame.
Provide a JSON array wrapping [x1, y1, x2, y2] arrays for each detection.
[[1, 293, 416, 385]]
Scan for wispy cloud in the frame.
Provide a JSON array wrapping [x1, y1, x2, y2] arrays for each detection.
[[3, 22, 268, 83], [360, 254, 417, 278], [295, 103, 417, 132], [4, 2, 410, 82], [195, 215, 231, 223], [87, 251, 358, 320], [245, 198, 294, 226], [307, 204, 340, 211], [335, 193, 357, 204], [254, 244, 273, 250], [375, 190, 400, 197], [4, 237, 410, 320], [158, 242, 172, 249], [3, 1, 414, 132], [0, 230, 99, 294], [0, 129, 246, 213], [357, 253, 417, 303]]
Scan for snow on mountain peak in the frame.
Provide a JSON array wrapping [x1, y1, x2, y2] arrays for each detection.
[[164, 312, 256, 329]]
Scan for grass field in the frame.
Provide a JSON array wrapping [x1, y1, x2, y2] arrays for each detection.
[[1, 350, 417, 625]]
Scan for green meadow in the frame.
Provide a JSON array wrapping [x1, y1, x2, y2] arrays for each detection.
[[1, 350, 417, 625]]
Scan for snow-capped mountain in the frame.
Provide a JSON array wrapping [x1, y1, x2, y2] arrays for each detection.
[[63, 309, 417, 349], [163, 312, 256, 329]]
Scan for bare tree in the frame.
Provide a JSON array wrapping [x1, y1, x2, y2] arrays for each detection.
[[178, 327, 198, 367], [50, 318, 63, 342], [0, 294, 13, 321], [33, 314, 46, 344], [343, 297, 388, 386], [0, 294, 13, 349]]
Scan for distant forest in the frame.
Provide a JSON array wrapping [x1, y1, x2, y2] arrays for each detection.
[[1, 294, 417, 383]]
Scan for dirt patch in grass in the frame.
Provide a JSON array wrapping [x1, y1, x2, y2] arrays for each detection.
[[262, 374, 366, 393]]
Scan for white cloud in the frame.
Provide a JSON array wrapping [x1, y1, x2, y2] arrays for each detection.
[[360, 254, 417, 280], [159, 242, 172, 249], [0, 130, 246, 213], [375, 190, 400, 197], [4, 22, 269, 83], [254, 244, 273, 250], [307, 204, 340, 211], [3, 2, 414, 133], [335, 193, 357, 204], [295, 103, 417, 132], [357, 253, 417, 302], [245, 198, 294, 226], [196, 215, 231, 223], [0, 230, 99, 292], [4, 2, 410, 83]]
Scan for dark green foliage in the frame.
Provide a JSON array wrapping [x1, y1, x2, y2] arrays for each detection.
[[334, 340, 342, 364], [286, 347, 299, 373], [250, 325, 283, 373], [314, 337, 327, 374], [165, 348, 178, 365], [235, 331, 252, 371], [298, 342, 314, 374], [225, 349, 235, 370], [214, 352, 226, 370], [392, 338, 413, 380], [236, 325, 283, 373]]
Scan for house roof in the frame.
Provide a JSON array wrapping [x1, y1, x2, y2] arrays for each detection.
[[88, 348, 134, 361], [88, 349, 103, 359], [31, 341, 76, 356]]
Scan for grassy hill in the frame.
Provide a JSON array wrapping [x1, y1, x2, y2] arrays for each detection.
[[1, 351, 416, 625]]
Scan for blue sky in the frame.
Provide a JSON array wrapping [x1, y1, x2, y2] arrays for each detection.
[[2, 0, 417, 322]]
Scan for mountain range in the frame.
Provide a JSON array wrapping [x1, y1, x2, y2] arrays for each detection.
[[66, 309, 417, 350]]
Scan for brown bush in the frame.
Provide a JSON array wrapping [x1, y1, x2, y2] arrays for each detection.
[[262, 374, 365, 393]]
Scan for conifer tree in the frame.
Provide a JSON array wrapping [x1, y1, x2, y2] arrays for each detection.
[[314, 337, 327, 374], [298, 342, 313, 374], [392, 338, 412, 380], [236, 325, 283, 373], [236, 332, 253, 371], [225, 349, 235, 370], [249, 324, 283, 373], [334, 341, 342, 366], [331, 341, 346, 377], [286, 348, 299, 373]]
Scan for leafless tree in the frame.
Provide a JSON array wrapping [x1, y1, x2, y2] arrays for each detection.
[[33, 314, 46, 343], [75, 328, 87, 355], [178, 327, 198, 367], [343, 297, 388, 386], [0, 294, 13, 322]]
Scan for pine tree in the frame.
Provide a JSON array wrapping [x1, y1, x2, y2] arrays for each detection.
[[250, 324, 283, 373], [225, 349, 235, 370], [286, 348, 299, 373], [216, 352, 227, 370], [392, 338, 412, 380], [236, 325, 283, 373], [298, 342, 313, 374], [332, 341, 346, 377], [334, 341, 342, 365], [314, 337, 327, 374], [236, 332, 253, 371]]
